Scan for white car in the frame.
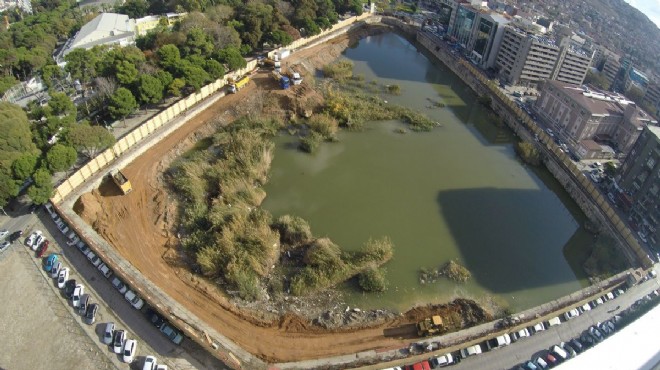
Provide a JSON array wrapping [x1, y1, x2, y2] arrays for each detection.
[[32, 234, 45, 251], [530, 322, 546, 334], [98, 263, 113, 278], [156, 365, 168, 370], [103, 322, 115, 345], [460, 344, 482, 358], [510, 328, 530, 342], [113, 330, 126, 354], [57, 268, 69, 288], [142, 355, 157, 370], [25, 230, 42, 248], [122, 339, 137, 363], [72, 284, 84, 307], [579, 303, 591, 313], [67, 236, 80, 246], [564, 308, 580, 320], [0, 229, 8, 238], [125, 290, 145, 310], [89, 255, 102, 267], [50, 261, 63, 278]]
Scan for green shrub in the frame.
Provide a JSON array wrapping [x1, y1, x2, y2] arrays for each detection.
[[299, 132, 323, 153], [387, 84, 401, 95], [515, 141, 541, 166], [323, 60, 354, 79], [358, 266, 388, 292], [273, 215, 313, 246], [441, 260, 471, 283], [307, 113, 339, 140]]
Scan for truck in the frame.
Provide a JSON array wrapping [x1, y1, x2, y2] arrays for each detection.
[[272, 71, 290, 89], [110, 170, 132, 195], [276, 49, 291, 60], [285, 70, 303, 85], [258, 57, 281, 72], [416, 315, 444, 336], [228, 76, 250, 93]]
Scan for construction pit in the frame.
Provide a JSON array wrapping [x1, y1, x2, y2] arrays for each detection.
[[71, 25, 492, 365]]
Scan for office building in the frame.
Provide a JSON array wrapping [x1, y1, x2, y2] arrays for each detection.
[[552, 40, 593, 86], [534, 80, 657, 159], [496, 26, 560, 87], [618, 125, 660, 249]]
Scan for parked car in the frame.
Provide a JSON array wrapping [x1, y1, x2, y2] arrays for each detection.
[[529, 322, 546, 334], [405, 361, 431, 370], [156, 366, 168, 370], [72, 284, 84, 308], [0, 229, 8, 238], [98, 263, 113, 278], [590, 297, 604, 308], [125, 290, 145, 310], [122, 339, 137, 363], [579, 303, 591, 313], [580, 332, 595, 347], [79, 244, 90, 255], [64, 279, 77, 298], [78, 294, 90, 315], [85, 303, 98, 325], [460, 344, 482, 358], [522, 361, 538, 370], [511, 328, 530, 342], [44, 253, 58, 272], [569, 338, 584, 353], [550, 345, 568, 361], [103, 322, 115, 345], [588, 326, 604, 342], [0, 240, 10, 252], [544, 353, 559, 367], [563, 308, 579, 320], [8, 230, 23, 243], [429, 353, 454, 368], [546, 316, 561, 327], [50, 261, 62, 278], [160, 323, 184, 345], [486, 334, 511, 350], [89, 255, 102, 267], [142, 356, 157, 370], [598, 321, 615, 336], [146, 308, 165, 329], [111, 277, 128, 294], [560, 342, 577, 358], [57, 268, 69, 289], [25, 230, 41, 248], [36, 240, 50, 258], [112, 330, 126, 354], [32, 234, 45, 251], [535, 357, 548, 369]]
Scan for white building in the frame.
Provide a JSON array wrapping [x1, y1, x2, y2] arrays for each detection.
[[55, 13, 136, 66]]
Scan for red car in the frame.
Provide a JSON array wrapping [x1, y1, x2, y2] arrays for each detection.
[[36, 240, 49, 257], [404, 361, 432, 370]]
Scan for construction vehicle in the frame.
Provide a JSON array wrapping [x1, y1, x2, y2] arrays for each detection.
[[258, 57, 281, 72], [416, 315, 444, 337], [284, 70, 303, 85], [110, 169, 132, 195], [272, 71, 290, 89], [228, 76, 250, 93]]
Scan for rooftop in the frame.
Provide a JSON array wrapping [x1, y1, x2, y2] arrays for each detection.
[[547, 80, 626, 116]]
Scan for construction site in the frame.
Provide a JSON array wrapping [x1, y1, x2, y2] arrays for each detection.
[[67, 21, 496, 367]]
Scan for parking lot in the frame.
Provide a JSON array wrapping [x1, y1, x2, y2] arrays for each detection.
[[0, 207, 226, 370]]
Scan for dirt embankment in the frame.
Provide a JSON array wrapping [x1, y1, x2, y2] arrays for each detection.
[[74, 24, 493, 363]]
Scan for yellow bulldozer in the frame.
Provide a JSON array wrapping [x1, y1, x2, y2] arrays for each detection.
[[416, 315, 444, 337]]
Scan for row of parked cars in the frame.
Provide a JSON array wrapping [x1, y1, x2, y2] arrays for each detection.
[[44, 203, 186, 347], [385, 287, 627, 370]]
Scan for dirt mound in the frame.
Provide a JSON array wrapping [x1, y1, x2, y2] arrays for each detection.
[[403, 299, 492, 330], [73, 191, 103, 224]]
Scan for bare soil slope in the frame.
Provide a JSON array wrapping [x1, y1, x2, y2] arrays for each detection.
[[75, 27, 490, 363]]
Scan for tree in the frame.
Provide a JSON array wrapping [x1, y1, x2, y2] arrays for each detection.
[[41, 64, 66, 90], [117, 0, 149, 18], [64, 48, 98, 86], [179, 63, 209, 91], [157, 44, 181, 71], [217, 46, 246, 71], [27, 167, 53, 205], [46, 144, 77, 173], [0, 102, 38, 169], [205, 60, 225, 80], [269, 29, 293, 46], [626, 86, 645, 105], [136, 74, 164, 105], [168, 78, 186, 96], [66, 124, 116, 158], [0, 169, 19, 208], [108, 87, 138, 123], [115, 60, 139, 86], [48, 92, 76, 116], [154, 70, 173, 93], [584, 71, 610, 91], [11, 153, 38, 180]]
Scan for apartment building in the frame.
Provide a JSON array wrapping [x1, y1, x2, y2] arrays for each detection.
[[467, 12, 510, 69], [552, 42, 593, 86], [601, 55, 621, 88], [643, 81, 660, 114], [618, 125, 660, 249], [534, 80, 657, 158], [496, 26, 560, 88]]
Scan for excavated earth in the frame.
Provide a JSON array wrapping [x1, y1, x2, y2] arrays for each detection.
[[74, 25, 492, 363]]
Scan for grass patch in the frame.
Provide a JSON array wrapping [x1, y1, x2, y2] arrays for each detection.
[[323, 60, 354, 80], [387, 84, 401, 95]]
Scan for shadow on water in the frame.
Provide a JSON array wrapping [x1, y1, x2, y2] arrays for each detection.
[[436, 187, 589, 294]]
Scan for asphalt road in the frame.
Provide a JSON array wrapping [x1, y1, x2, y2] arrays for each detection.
[[451, 269, 660, 370]]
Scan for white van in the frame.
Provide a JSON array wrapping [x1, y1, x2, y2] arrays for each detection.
[[547, 317, 561, 327], [550, 345, 568, 360], [460, 344, 482, 358]]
